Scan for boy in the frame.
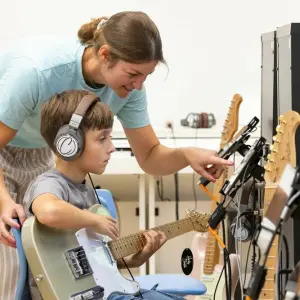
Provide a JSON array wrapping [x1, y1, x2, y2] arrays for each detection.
[[22, 90, 184, 300]]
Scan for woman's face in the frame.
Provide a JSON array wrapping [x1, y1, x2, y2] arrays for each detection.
[[102, 59, 158, 98], [93, 45, 158, 98]]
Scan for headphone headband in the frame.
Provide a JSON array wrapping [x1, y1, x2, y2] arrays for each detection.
[[69, 94, 100, 129]]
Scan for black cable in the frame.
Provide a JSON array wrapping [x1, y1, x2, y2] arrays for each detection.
[[156, 177, 171, 201], [122, 258, 144, 299], [222, 221, 230, 300], [222, 219, 232, 300], [277, 234, 291, 299], [168, 126, 180, 221], [221, 219, 229, 300], [88, 173, 102, 205], [88, 173, 143, 298], [243, 236, 254, 290], [174, 173, 179, 221], [213, 226, 236, 300], [225, 247, 232, 300], [282, 234, 290, 285]]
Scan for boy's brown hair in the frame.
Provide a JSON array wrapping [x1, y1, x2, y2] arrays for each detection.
[[41, 90, 114, 153]]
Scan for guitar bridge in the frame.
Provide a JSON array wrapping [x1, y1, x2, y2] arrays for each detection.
[[66, 246, 93, 279]]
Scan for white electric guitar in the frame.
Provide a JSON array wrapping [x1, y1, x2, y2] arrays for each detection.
[[189, 94, 244, 300], [22, 204, 210, 300]]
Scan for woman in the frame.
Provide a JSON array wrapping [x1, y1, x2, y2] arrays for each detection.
[[0, 11, 232, 299]]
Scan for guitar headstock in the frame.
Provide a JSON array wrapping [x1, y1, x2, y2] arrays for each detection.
[[185, 209, 210, 232], [220, 94, 243, 148], [264, 110, 300, 183]]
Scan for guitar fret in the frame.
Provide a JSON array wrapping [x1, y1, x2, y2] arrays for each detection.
[[109, 215, 206, 260]]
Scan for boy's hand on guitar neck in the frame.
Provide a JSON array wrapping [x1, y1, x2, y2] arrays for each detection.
[[126, 230, 167, 268], [91, 214, 119, 240]]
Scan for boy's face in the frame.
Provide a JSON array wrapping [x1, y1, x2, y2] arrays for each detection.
[[78, 128, 115, 174]]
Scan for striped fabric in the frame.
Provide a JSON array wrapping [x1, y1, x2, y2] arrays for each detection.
[[0, 145, 54, 300]]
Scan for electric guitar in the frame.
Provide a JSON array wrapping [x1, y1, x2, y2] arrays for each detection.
[[258, 110, 300, 299], [189, 93, 243, 300], [22, 204, 210, 300]]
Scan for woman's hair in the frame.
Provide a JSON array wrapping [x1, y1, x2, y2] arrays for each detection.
[[78, 11, 165, 65], [41, 90, 114, 153]]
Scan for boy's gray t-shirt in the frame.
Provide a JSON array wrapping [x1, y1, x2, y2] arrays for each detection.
[[23, 169, 98, 217]]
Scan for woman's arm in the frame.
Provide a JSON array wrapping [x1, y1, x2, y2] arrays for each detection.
[[0, 122, 25, 247], [0, 122, 18, 210], [124, 125, 232, 180], [0, 57, 41, 247]]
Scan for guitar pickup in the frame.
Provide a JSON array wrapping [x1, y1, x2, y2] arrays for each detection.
[[66, 246, 93, 279]]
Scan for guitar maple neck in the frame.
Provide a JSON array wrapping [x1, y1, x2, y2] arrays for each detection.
[[109, 218, 195, 260], [259, 185, 278, 300]]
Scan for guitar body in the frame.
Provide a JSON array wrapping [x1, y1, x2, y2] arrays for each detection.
[[22, 204, 139, 300], [190, 233, 239, 300], [22, 204, 210, 300]]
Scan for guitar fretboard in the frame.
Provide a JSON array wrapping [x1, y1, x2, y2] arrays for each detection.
[[259, 185, 278, 300], [108, 218, 196, 260]]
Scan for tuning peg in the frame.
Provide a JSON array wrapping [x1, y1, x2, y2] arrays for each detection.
[[270, 145, 278, 153], [279, 115, 287, 124], [273, 136, 279, 143], [276, 125, 283, 134]]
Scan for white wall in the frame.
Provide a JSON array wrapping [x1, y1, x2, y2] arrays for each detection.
[[1, 0, 300, 131]]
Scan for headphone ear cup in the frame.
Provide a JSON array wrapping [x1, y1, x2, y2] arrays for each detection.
[[196, 113, 200, 128], [230, 216, 238, 237], [241, 215, 254, 242], [230, 214, 254, 242], [203, 113, 208, 128], [208, 113, 216, 127], [74, 127, 85, 157], [54, 125, 83, 161]]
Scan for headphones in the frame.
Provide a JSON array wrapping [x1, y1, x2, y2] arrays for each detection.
[[230, 178, 259, 242], [54, 94, 100, 161], [180, 113, 216, 129]]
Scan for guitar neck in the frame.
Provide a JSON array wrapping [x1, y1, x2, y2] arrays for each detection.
[[109, 218, 195, 260], [259, 184, 278, 300]]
